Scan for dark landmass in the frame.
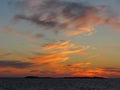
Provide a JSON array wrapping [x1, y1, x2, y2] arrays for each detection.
[[24, 76, 106, 79], [25, 76, 52, 79], [63, 77, 106, 79]]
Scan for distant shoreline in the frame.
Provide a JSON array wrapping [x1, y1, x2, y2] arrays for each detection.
[[0, 76, 107, 79], [0, 76, 120, 79]]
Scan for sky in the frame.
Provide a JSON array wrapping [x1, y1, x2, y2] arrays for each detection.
[[0, 0, 120, 78]]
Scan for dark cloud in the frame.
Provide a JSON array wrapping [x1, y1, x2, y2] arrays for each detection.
[[0, 60, 33, 68], [103, 67, 120, 73], [10, 0, 120, 36], [62, 2, 89, 19], [12, 0, 110, 33], [15, 15, 58, 27]]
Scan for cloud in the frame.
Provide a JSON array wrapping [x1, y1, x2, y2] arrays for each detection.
[[43, 41, 90, 53], [103, 67, 120, 73], [64, 63, 104, 77], [15, 14, 58, 27], [0, 59, 119, 77], [0, 67, 31, 77], [0, 53, 11, 58], [12, 0, 120, 36], [28, 62, 105, 77], [97, 67, 120, 78], [64, 65, 120, 77], [43, 41, 77, 50], [29, 41, 89, 69], [29, 53, 68, 65], [28, 62, 92, 77], [71, 67, 120, 78], [0, 60, 33, 69], [71, 68, 104, 77]]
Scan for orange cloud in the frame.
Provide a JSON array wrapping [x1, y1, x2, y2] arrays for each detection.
[[30, 53, 68, 65], [32, 41, 89, 63], [27, 41, 90, 71], [101, 67, 120, 78], [0, 67, 29, 77], [70, 67, 120, 78], [71, 68, 104, 77], [43, 41, 90, 54], [65, 24, 94, 36], [0, 60, 119, 77], [43, 41, 71, 50]]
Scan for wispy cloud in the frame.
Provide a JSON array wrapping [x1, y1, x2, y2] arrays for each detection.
[[29, 41, 89, 69], [42, 41, 90, 53], [0, 60, 33, 69], [100, 67, 120, 78], [0, 53, 11, 58], [103, 67, 120, 73]]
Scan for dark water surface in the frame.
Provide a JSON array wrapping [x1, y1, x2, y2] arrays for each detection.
[[0, 78, 120, 90]]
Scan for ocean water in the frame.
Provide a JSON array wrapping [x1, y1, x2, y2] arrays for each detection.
[[0, 78, 120, 90]]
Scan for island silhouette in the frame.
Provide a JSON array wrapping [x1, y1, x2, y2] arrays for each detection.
[[24, 76, 106, 79]]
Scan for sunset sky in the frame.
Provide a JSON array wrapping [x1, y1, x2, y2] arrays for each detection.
[[0, 0, 120, 78]]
